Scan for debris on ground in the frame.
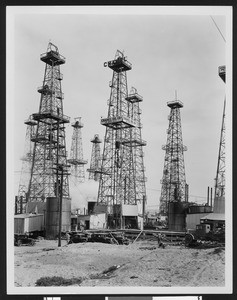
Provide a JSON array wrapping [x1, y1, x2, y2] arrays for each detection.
[[42, 248, 56, 251], [35, 276, 83, 286], [102, 265, 121, 274], [90, 265, 121, 280], [68, 231, 130, 245], [15, 239, 225, 287], [139, 246, 157, 250]]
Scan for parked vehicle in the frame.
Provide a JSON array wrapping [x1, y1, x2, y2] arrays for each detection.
[[69, 232, 88, 244], [14, 234, 36, 246], [185, 223, 225, 247]]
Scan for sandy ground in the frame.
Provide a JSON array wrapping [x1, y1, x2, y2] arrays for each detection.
[[14, 239, 225, 287]]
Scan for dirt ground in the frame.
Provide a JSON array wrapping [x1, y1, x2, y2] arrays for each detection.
[[14, 239, 225, 287]]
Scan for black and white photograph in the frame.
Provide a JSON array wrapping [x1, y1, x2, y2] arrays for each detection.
[[6, 5, 232, 296], [106, 297, 201, 300]]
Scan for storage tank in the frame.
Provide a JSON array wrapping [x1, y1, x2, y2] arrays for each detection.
[[168, 202, 187, 231], [188, 205, 212, 214], [46, 197, 71, 239], [213, 196, 225, 214]]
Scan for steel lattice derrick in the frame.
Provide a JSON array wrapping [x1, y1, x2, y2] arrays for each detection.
[[27, 42, 70, 202], [16, 115, 37, 212], [87, 134, 102, 181], [159, 99, 187, 215], [126, 87, 147, 204], [98, 50, 136, 210], [214, 99, 225, 198], [68, 117, 88, 184]]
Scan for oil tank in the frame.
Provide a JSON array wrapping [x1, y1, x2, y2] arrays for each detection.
[[46, 197, 71, 239], [168, 202, 187, 231], [213, 196, 225, 213], [188, 205, 212, 214]]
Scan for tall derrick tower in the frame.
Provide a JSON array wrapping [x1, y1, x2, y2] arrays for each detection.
[[213, 65, 226, 208], [125, 87, 147, 204], [97, 50, 147, 227], [98, 50, 135, 209], [159, 96, 188, 215], [87, 134, 102, 181], [16, 115, 37, 213], [214, 99, 225, 199], [27, 42, 70, 202], [68, 117, 88, 184]]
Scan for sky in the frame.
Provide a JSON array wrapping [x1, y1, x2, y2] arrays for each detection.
[[7, 6, 231, 212]]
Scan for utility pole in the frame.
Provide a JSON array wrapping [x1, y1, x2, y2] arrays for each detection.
[[52, 161, 70, 247], [58, 165, 64, 247]]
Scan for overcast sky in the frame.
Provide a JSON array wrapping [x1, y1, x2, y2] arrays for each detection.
[[8, 6, 231, 211]]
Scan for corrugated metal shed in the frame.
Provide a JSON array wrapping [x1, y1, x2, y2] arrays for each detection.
[[186, 213, 210, 230], [14, 213, 44, 234], [200, 213, 225, 221]]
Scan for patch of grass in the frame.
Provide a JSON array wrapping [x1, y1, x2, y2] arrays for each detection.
[[35, 276, 83, 286]]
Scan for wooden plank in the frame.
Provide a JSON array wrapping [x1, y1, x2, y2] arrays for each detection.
[[133, 230, 143, 243]]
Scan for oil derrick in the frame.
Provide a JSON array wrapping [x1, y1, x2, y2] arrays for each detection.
[[27, 42, 70, 202], [125, 87, 147, 204], [16, 115, 37, 213], [68, 117, 88, 184], [214, 100, 225, 199], [97, 50, 146, 227], [214, 66, 226, 203], [87, 134, 102, 181], [97, 50, 146, 228], [159, 95, 188, 215]]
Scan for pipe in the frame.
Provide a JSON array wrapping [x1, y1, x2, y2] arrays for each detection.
[[20, 196, 23, 214], [210, 187, 213, 210], [207, 186, 210, 206], [58, 167, 63, 247], [15, 196, 18, 215]]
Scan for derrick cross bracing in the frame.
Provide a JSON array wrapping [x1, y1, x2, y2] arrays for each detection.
[[214, 66, 226, 199], [16, 115, 37, 212], [125, 87, 147, 203], [97, 50, 147, 218], [27, 42, 70, 202], [159, 98, 188, 215], [87, 134, 102, 181], [214, 99, 225, 199], [68, 117, 88, 185]]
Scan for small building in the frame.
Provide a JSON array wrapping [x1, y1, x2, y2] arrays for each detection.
[[146, 215, 158, 227], [14, 213, 44, 234], [159, 215, 167, 222], [122, 204, 139, 229], [186, 205, 212, 230], [92, 203, 141, 229], [200, 213, 225, 231], [77, 213, 107, 230], [71, 214, 78, 231]]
